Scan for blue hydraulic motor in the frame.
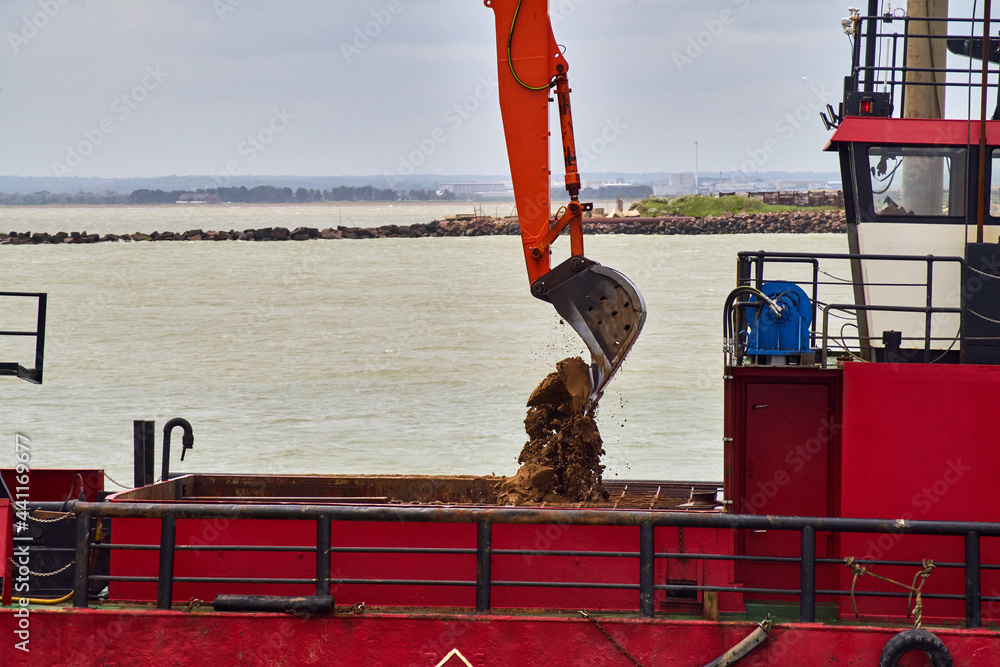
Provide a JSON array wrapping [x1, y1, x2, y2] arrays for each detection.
[[746, 281, 812, 355]]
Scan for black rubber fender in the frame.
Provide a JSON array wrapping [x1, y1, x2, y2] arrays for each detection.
[[878, 629, 953, 667]]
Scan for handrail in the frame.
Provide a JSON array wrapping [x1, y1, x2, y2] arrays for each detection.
[[819, 303, 963, 365], [64, 500, 997, 628], [730, 252, 965, 366], [0, 291, 46, 384], [848, 13, 1000, 120]]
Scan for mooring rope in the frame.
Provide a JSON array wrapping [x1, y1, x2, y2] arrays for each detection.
[[844, 556, 935, 628]]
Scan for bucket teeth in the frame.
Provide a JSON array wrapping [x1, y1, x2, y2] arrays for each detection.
[[532, 256, 647, 403]]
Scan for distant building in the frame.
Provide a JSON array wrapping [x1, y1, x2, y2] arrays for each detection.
[[713, 182, 775, 194], [773, 180, 825, 191], [176, 193, 221, 204], [438, 182, 513, 197], [652, 173, 696, 196]]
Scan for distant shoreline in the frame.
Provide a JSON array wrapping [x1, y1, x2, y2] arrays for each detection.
[[0, 210, 846, 244], [0, 200, 519, 209]]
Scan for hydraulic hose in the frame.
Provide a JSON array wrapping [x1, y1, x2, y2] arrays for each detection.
[[702, 617, 772, 667]]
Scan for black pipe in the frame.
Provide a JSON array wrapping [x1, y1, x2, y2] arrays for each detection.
[[966, 531, 982, 628], [863, 0, 879, 93], [143, 421, 154, 486], [132, 421, 145, 489], [476, 519, 492, 613], [316, 516, 331, 597], [32, 293, 45, 384], [132, 420, 156, 487], [799, 526, 816, 623], [66, 501, 1000, 537], [73, 511, 91, 608], [156, 514, 176, 610], [639, 521, 655, 618], [213, 594, 335, 614], [161, 417, 194, 482]]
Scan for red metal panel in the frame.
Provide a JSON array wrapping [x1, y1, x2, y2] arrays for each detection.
[[111, 517, 742, 613], [108, 514, 744, 615], [0, 500, 11, 606], [825, 116, 1000, 149], [6, 609, 1000, 666], [111, 518, 480, 607], [0, 468, 104, 503], [839, 363, 1000, 622], [493, 524, 639, 611]]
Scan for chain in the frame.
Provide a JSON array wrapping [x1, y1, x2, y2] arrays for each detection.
[[968, 308, 1000, 325], [28, 511, 73, 523], [579, 610, 643, 666], [337, 601, 366, 615], [818, 268, 854, 284], [8, 558, 74, 577], [966, 264, 1000, 280], [103, 471, 131, 489], [185, 598, 206, 612]]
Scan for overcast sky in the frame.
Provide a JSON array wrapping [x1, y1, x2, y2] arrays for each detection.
[[0, 1, 936, 181]]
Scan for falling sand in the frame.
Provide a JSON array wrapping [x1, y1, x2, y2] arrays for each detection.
[[495, 357, 609, 505]]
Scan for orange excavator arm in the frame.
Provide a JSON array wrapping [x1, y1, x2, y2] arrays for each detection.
[[486, 0, 646, 402]]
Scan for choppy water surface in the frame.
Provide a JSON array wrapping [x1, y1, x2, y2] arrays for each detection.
[[0, 205, 849, 489]]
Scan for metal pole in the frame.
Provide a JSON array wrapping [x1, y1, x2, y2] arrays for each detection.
[[156, 514, 177, 610], [72, 511, 91, 608], [316, 516, 331, 597], [143, 420, 155, 486], [133, 421, 147, 489], [694, 141, 699, 194], [863, 0, 880, 92], [966, 531, 982, 628], [33, 293, 45, 383], [800, 526, 816, 623], [978, 0, 993, 243], [639, 521, 655, 618], [925, 258, 934, 363], [476, 519, 492, 613]]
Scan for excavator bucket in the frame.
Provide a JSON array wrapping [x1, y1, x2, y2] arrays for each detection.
[[531, 256, 646, 403]]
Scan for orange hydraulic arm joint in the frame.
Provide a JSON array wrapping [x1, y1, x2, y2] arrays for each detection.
[[486, 0, 646, 402]]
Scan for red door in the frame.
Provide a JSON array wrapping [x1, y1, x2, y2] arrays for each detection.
[[738, 382, 835, 602]]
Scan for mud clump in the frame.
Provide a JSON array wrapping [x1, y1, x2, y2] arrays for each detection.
[[495, 357, 609, 505]]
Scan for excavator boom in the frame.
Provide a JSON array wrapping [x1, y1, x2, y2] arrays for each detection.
[[486, 0, 646, 402]]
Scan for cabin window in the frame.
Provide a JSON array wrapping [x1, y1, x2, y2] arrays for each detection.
[[867, 146, 965, 217]]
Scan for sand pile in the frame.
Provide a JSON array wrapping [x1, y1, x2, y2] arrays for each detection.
[[495, 357, 609, 505]]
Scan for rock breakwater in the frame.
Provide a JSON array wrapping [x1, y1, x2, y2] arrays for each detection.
[[0, 210, 845, 244]]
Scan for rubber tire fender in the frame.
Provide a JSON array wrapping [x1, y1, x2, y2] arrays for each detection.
[[878, 629, 953, 667]]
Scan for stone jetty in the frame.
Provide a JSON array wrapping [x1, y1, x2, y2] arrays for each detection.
[[0, 210, 845, 245]]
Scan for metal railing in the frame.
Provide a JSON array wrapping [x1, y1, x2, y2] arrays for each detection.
[[0, 291, 46, 384], [847, 7, 1000, 121], [64, 500, 1000, 628], [729, 251, 967, 365]]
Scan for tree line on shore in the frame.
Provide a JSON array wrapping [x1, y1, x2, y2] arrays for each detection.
[[0, 185, 458, 206], [0, 183, 655, 206]]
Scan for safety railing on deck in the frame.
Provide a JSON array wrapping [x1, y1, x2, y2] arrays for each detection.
[[63, 501, 1000, 629], [846, 7, 1000, 122], [728, 251, 967, 366], [0, 291, 46, 384]]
